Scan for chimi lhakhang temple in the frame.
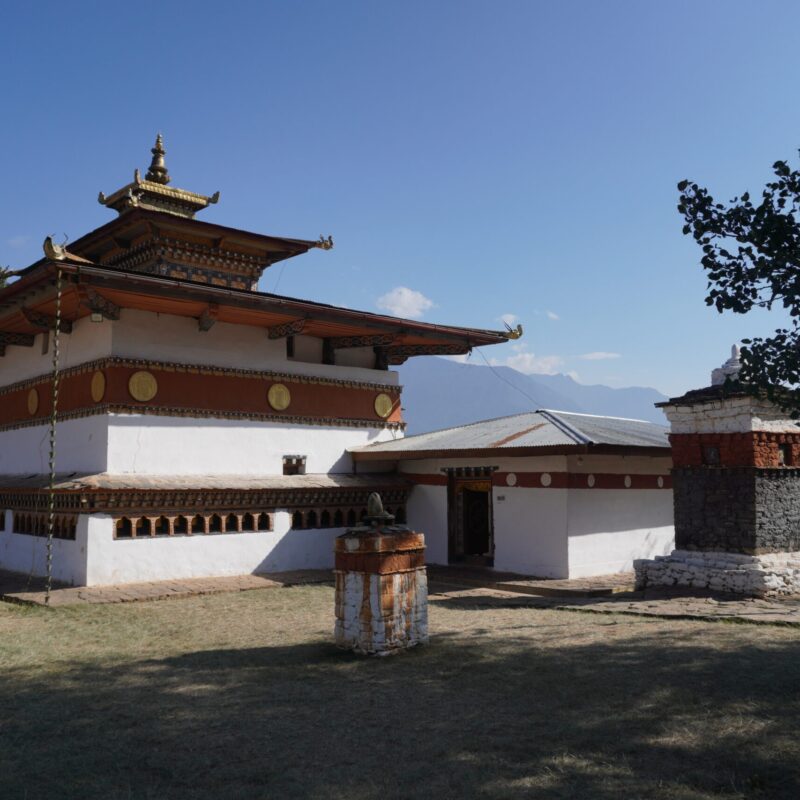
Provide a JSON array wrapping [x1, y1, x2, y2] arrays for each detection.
[[0, 137, 513, 585]]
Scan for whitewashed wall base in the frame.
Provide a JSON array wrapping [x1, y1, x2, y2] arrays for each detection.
[[334, 570, 428, 655]]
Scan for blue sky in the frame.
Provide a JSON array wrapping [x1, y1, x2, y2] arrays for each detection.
[[2, 0, 799, 396]]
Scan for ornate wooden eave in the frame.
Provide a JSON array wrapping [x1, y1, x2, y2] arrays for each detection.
[[0, 472, 412, 515], [0, 260, 511, 360]]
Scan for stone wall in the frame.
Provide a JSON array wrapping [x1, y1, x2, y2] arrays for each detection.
[[634, 549, 800, 597], [673, 467, 800, 554]]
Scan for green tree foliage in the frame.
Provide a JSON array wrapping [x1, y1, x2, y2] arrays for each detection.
[[0, 267, 11, 289], [678, 155, 800, 409]]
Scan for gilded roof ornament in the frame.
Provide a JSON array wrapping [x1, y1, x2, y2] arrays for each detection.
[[316, 235, 334, 250], [43, 236, 67, 261], [503, 323, 524, 340], [145, 133, 170, 185], [97, 135, 221, 219]]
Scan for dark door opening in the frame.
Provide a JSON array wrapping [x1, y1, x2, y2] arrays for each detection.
[[449, 479, 494, 566]]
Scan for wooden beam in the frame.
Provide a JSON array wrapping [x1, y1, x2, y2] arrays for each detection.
[[197, 303, 219, 332], [329, 334, 396, 349], [22, 308, 73, 334], [0, 331, 35, 355], [78, 286, 120, 320], [268, 318, 305, 340], [386, 344, 471, 365]]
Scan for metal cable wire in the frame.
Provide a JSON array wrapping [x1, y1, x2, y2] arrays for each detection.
[[45, 267, 63, 605]]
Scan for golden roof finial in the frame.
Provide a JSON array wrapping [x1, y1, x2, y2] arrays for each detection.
[[145, 133, 170, 185]]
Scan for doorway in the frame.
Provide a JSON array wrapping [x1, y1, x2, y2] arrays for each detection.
[[448, 479, 494, 566]]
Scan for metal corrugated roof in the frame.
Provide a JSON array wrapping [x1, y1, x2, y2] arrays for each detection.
[[350, 409, 669, 457]]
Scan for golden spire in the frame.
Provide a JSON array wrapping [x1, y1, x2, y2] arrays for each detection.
[[145, 133, 170, 185]]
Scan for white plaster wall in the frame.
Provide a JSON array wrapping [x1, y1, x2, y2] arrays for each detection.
[[334, 347, 376, 369], [0, 315, 113, 388], [0, 510, 88, 585], [493, 487, 569, 578], [566, 489, 674, 578], [406, 484, 449, 565], [106, 415, 398, 474], [110, 309, 399, 387], [0, 416, 109, 474], [663, 397, 800, 434], [84, 511, 341, 585]]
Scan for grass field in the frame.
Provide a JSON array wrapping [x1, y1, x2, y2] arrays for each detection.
[[1, 584, 799, 799]]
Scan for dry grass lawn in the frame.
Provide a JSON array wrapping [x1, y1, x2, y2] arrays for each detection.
[[1, 584, 799, 799]]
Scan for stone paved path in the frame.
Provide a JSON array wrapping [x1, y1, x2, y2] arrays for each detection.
[[427, 584, 800, 626], [0, 569, 331, 607]]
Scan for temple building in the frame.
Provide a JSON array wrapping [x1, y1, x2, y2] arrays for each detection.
[[0, 137, 512, 586]]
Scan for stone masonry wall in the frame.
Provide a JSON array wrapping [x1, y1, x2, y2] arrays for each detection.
[[635, 550, 800, 597], [755, 470, 800, 553], [674, 467, 800, 553], [673, 467, 757, 553]]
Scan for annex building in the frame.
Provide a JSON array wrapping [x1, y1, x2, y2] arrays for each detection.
[[351, 409, 674, 578]]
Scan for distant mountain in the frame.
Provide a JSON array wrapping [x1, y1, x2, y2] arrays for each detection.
[[396, 358, 668, 434]]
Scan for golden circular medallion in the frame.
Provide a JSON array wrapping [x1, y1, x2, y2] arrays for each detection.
[[90, 371, 106, 403], [374, 393, 394, 419], [267, 383, 291, 411], [128, 371, 158, 402], [27, 388, 39, 416]]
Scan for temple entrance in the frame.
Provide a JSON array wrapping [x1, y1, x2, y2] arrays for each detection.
[[449, 479, 494, 566]]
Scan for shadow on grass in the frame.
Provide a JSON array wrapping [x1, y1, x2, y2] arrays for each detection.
[[2, 619, 800, 799]]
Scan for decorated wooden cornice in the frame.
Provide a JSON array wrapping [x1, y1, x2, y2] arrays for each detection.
[[0, 483, 411, 516], [268, 318, 306, 339], [382, 343, 471, 365], [329, 334, 396, 349], [77, 286, 120, 320], [0, 331, 35, 357], [22, 308, 73, 334], [197, 304, 219, 332]]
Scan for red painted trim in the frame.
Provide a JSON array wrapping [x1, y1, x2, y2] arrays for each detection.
[[402, 473, 448, 486], [403, 471, 671, 489]]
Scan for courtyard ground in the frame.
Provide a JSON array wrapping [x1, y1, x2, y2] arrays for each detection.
[[1, 583, 799, 799]]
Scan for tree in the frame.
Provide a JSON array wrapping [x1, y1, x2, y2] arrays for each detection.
[[678, 155, 800, 410], [0, 266, 11, 289]]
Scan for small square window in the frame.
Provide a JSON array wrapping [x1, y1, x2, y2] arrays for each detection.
[[283, 455, 307, 476], [779, 443, 793, 466], [702, 445, 720, 466]]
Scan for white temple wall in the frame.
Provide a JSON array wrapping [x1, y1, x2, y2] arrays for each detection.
[[0, 510, 88, 585], [0, 416, 109, 474], [83, 512, 340, 585], [566, 490, 674, 578], [493, 487, 569, 578], [406, 484, 449, 565], [109, 309, 399, 386], [105, 415, 398, 475], [0, 316, 113, 388]]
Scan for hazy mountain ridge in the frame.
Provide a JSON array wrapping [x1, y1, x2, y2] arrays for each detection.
[[397, 358, 668, 434]]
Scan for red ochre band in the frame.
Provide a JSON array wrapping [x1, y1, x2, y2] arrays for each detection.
[[670, 432, 800, 468], [0, 360, 402, 429]]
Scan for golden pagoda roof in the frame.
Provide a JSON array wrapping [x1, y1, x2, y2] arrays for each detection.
[[98, 134, 220, 219]]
